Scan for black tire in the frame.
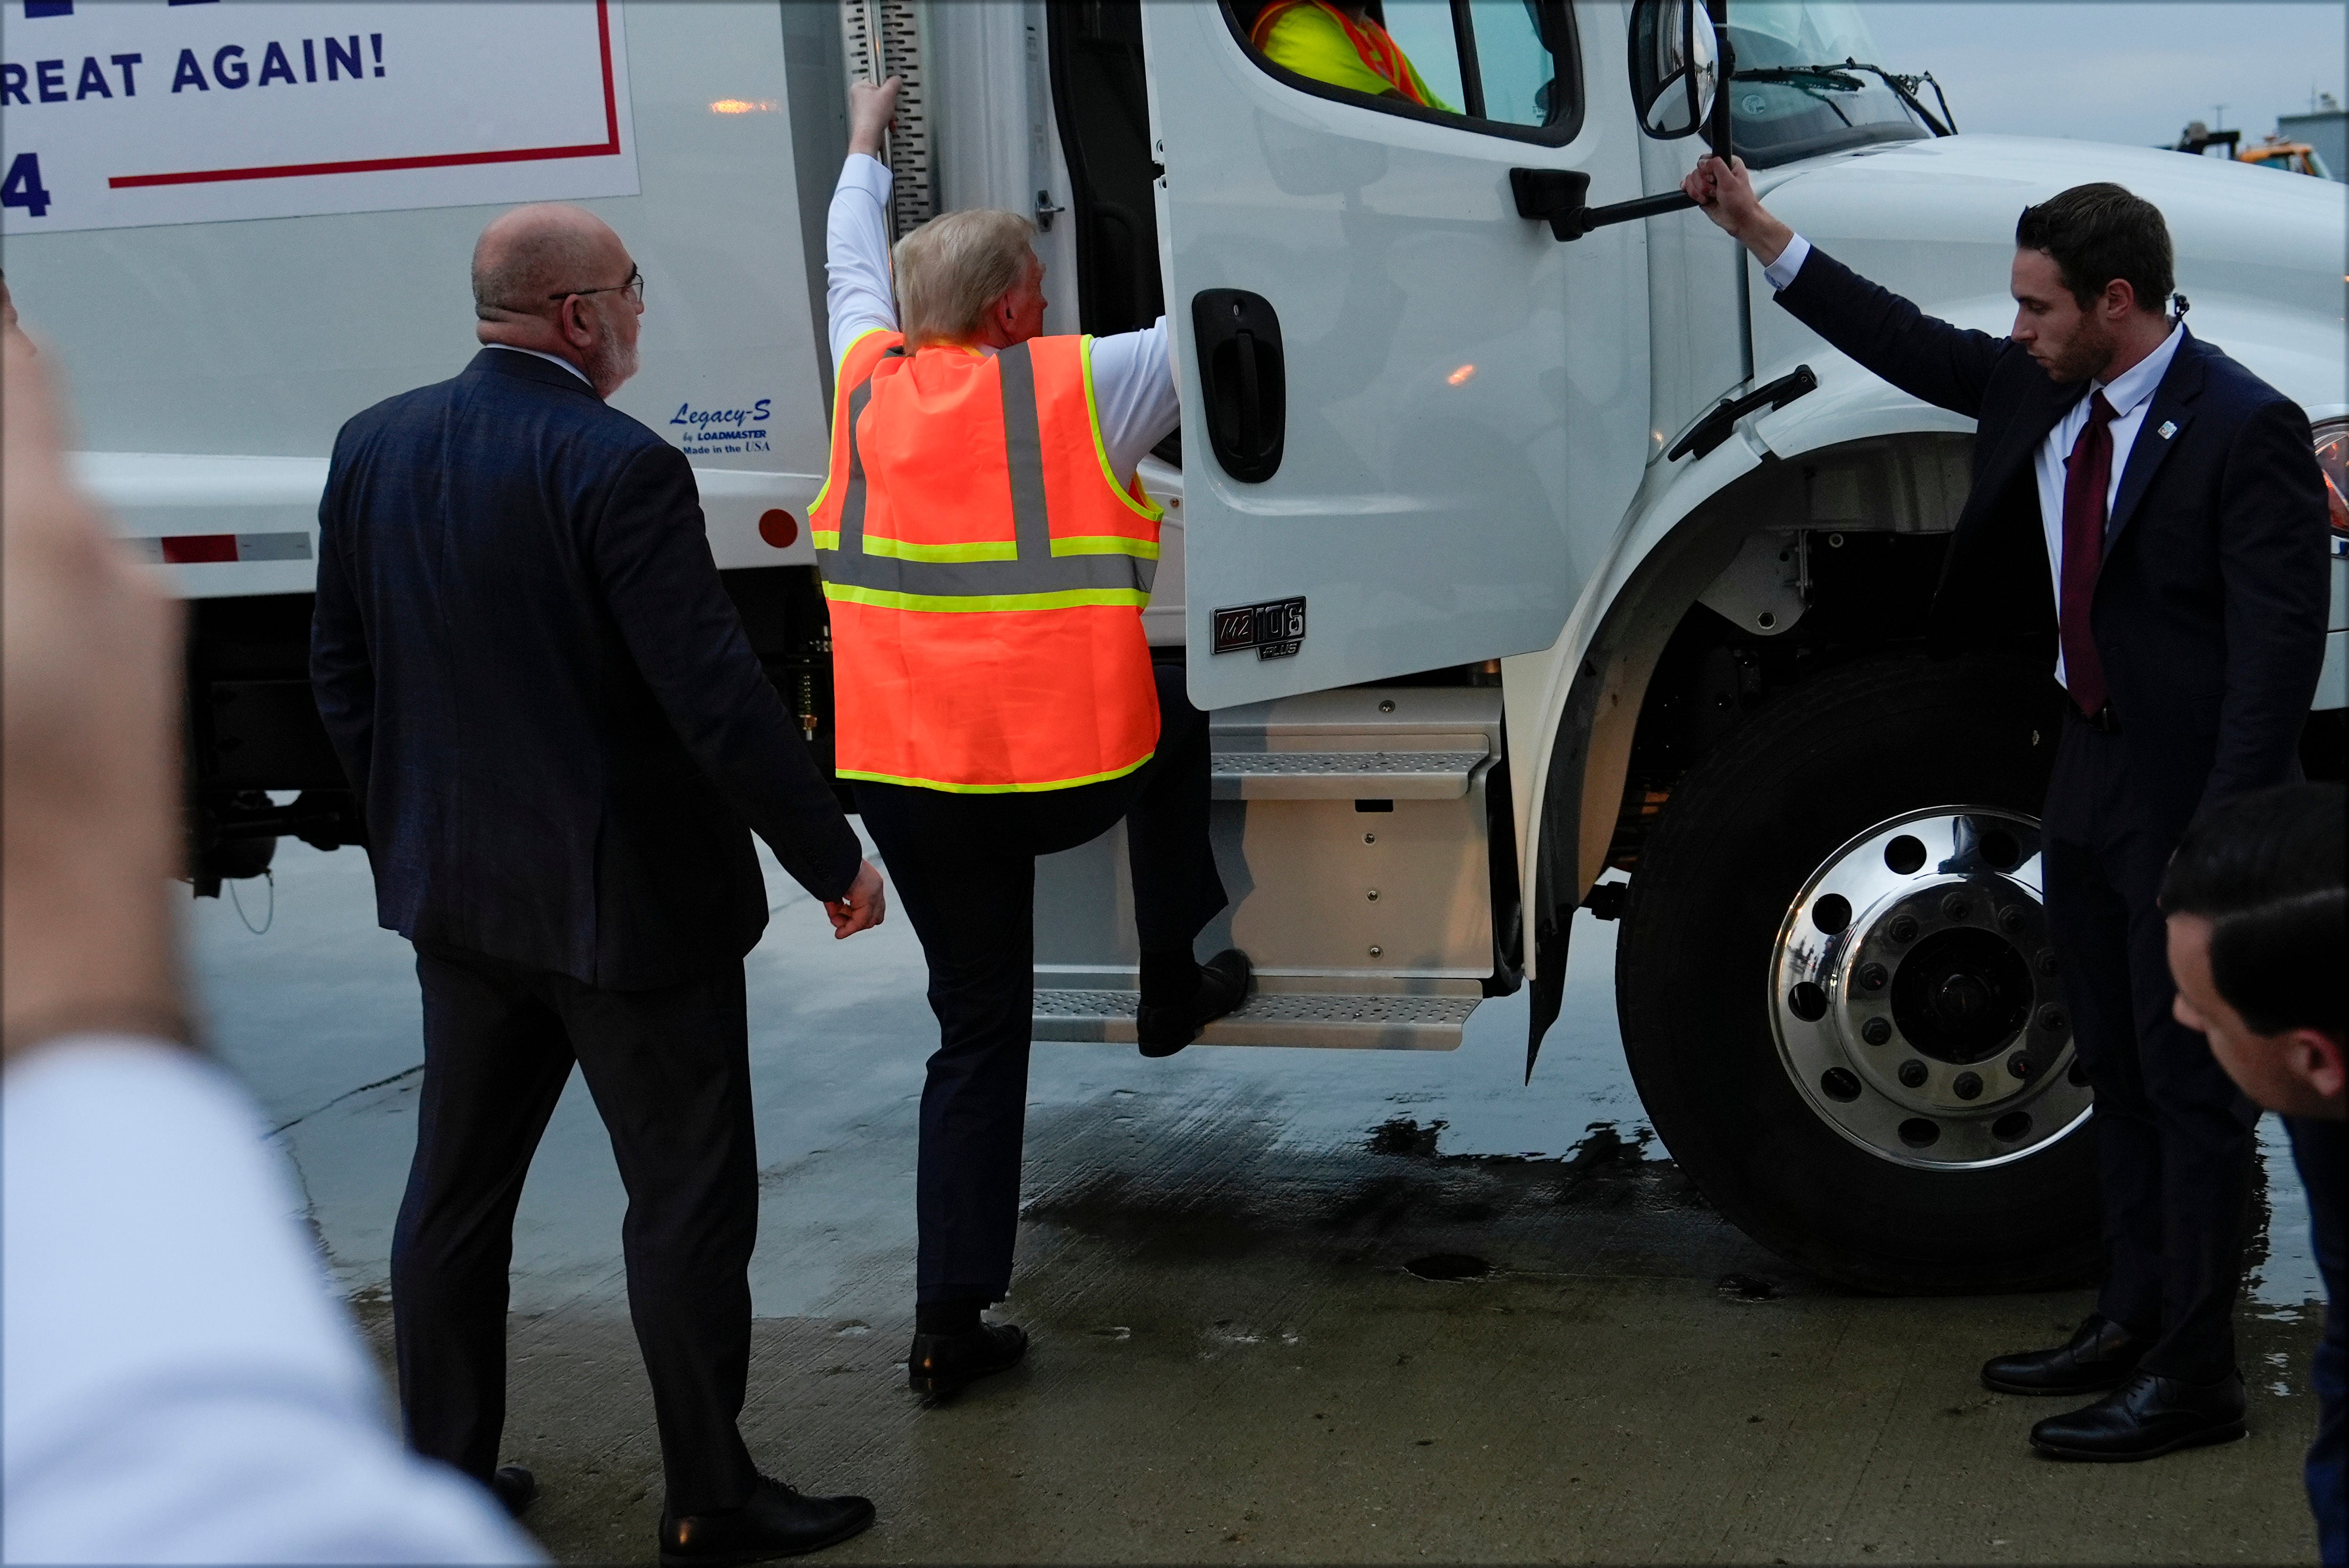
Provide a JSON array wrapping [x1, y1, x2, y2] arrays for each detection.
[[1616, 652, 2098, 1293]]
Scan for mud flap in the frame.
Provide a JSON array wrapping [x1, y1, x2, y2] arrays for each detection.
[[1524, 912, 1570, 1083]]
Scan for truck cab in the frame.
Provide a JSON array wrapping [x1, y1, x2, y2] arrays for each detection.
[[7, 0, 2343, 1293]]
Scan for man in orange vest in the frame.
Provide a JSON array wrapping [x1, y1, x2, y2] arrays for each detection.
[[818, 78, 1249, 1397]]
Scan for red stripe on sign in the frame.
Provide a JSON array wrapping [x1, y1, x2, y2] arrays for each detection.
[[110, 1, 619, 190], [160, 534, 238, 563]]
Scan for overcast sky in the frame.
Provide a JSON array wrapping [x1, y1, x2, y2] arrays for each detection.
[[1852, 3, 2346, 149]]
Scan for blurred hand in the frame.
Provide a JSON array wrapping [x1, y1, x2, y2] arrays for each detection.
[[824, 858, 887, 939], [847, 76, 901, 159], [1681, 154, 1793, 266], [2, 330, 188, 1059]]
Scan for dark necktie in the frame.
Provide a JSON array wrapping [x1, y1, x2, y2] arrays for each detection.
[[2058, 391, 2119, 717]]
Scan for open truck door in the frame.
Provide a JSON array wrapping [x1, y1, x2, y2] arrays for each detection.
[[1137, 0, 1651, 709], [1032, 0, 1656, 1048]]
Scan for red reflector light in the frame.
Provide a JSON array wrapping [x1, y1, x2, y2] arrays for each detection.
[[160, 534, 238, 563], [758, 508, 799, 549]]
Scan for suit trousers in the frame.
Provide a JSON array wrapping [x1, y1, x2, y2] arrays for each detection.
[[2041, 715, 2258, 1383], [854, 663, 1228, 1305], [2289, 1115, 2346, 1567], [391, 943, 762, 1516]]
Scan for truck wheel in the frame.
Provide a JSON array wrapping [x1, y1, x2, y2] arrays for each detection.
[[1616, 652, 2098, 1293]]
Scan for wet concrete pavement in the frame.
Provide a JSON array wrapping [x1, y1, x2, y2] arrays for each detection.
[[191, 837, 2328, 1564]]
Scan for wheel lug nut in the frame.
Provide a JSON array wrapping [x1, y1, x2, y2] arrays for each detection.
[[1856, 963, 1888, 991], [1997, 906, 2025, 933], [2037, 949, 2060, 976], [1862, 1017, 1892, 1046], [1898, 1060, 1928, 1089], [2007, 1052, 2034, 1078], [1888, 916, 1919, 943], [1953, 1071, 1984, 1101], [2039, 1006, 2067, 1035], [1941, 893, 1970, 922]]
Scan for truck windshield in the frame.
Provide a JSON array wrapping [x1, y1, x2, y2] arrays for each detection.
[[1726, 2, 1934, 167]]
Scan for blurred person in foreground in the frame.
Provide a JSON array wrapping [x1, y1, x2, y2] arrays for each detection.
[[2162, 782, 2346, 1566], [2, 290, 536, 1563], [312, 203, 884, 1564]]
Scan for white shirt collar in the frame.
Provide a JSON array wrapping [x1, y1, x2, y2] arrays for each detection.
[[485, 343, 592, 387], [2091, 319, 2185, 418]]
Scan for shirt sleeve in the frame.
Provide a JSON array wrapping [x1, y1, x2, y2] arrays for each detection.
[[1762, 233, 1812, 293], [826, 154, 898, 368], [1084, 318, 1183, 486], [2, 1039, 541, 1565]]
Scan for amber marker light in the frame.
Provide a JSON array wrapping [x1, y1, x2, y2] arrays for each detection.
[[1447, 364, 1476, 386], [710, 99, 777, 114]]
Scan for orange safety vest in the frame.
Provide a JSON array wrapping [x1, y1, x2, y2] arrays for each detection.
[[809, 328, 1164, 793], [1250, 0, 1432, 108]]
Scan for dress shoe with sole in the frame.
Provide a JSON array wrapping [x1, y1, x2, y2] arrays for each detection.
[[490, 1464, 538, 1518], [1136, 949, 1251, 1058], [1981, 1312, 2148, 1396], [2029, 1369, 2246, 1462], [907, 1320, 1028, 1396], [659, 1475, 875, 1566]]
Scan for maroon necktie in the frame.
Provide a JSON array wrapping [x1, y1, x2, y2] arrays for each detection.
[[2058, 391, 2119, 717]]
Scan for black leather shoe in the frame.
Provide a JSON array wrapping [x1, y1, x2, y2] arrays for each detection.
[[1136, 949, 1251, 1058], [490, 1465, 538, 1518], [2029, 1369, 2246, 1462], [907, 1320, 1029, 1396], [659, 1475, 875, 1566], [1981, 1313, 2148, 1395]]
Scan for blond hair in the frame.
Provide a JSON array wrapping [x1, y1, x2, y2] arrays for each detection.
[[892, 208, 1036, 346]]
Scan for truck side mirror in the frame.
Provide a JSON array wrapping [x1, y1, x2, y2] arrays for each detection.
[[1628, 0, 1720, 139]]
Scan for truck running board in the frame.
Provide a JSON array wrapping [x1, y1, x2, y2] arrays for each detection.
[[1031, 687, 1503, 1052]]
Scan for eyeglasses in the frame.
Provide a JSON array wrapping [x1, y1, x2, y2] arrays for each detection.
[[549, 265, 643, 306]]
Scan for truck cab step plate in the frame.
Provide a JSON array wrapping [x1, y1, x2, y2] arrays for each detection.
[[1033, 987, 1478, 1050]]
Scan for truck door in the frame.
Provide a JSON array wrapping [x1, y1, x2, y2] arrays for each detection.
[[1140, 0, 1650, 707]]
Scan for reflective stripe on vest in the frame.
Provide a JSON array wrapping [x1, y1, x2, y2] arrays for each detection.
[[819, 342, 1155, 613]]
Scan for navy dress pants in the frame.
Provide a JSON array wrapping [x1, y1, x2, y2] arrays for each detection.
[[2040, 716, 2258, 1383], [855, 663, 1227, 1306], [2290, 1116, 2346, 1566], [391, 943, 762, 1516]]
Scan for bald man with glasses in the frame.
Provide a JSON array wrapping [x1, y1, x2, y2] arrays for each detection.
[[312, 203, 885, 1563]]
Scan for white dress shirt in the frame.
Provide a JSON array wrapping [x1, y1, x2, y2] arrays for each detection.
[[1765, 235, 2187, 693], [3, 1039, 541, 1565], [825, 154, 1180, 484], [484, 342, 593, 386]]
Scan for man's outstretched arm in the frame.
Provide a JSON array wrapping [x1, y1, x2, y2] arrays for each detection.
[[826, 77, 903, 370], [1682, 154, 2008, 421]]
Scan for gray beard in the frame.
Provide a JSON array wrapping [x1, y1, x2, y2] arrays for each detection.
[[582, 331, 639, 397]]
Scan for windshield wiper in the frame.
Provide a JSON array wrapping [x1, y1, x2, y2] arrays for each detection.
[[1734, 58, 1958, 137]]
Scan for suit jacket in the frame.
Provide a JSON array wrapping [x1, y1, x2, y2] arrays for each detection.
[[1775, 247, 2330, 827], [312, 348, 860, 990]]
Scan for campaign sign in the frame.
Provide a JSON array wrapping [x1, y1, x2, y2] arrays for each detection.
[[0, 0, 638, 235]]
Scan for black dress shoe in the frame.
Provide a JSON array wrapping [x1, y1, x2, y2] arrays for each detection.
[[659, 1475, 875, 1566], [2029, 1369, 2246, 1462], [1136, 949, 1251, 1058], [490, 1464, 538, 1518], [907, 1320, 1029, 1396], [1981, 1313, 2148, 1395]]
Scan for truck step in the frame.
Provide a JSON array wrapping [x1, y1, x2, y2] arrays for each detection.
[[1033, 986, 1480, 1050]]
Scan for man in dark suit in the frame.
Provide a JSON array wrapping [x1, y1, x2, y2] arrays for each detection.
[[313, 203, 886, 1561], [1683, 160, 2331, 1460]]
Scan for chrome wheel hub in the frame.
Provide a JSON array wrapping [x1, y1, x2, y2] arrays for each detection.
[[1770, 808, 2091, 1170]]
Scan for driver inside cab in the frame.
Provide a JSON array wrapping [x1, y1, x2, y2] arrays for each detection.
[[1251, 0, 1453, 110]]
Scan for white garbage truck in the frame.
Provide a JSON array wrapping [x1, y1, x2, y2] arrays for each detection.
[[6, 0, 2342, 1291]]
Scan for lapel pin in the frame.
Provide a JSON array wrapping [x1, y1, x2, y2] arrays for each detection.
[[2157, 420, 2178, 440]]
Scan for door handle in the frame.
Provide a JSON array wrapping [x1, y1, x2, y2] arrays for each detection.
[[1190, 289, 1286, 483]]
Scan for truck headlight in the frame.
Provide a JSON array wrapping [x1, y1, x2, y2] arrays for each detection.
[[2318, 417, 2349, 553]]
